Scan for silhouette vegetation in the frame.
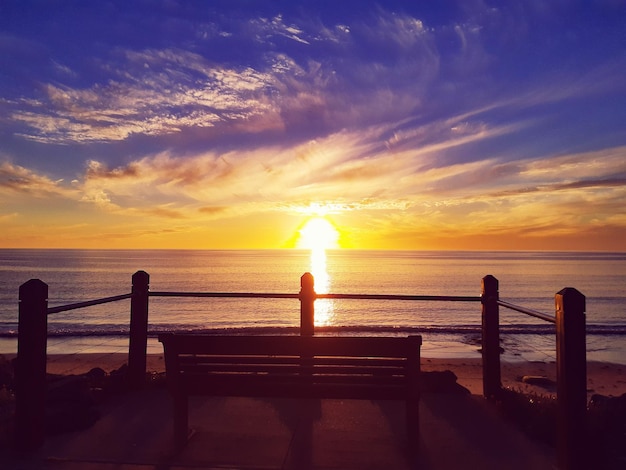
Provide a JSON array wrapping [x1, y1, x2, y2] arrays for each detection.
[[496, 386, 626, 469]]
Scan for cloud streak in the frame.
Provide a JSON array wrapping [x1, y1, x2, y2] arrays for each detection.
[[1, 1, 625, 250]]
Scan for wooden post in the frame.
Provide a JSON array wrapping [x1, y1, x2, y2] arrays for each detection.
[[555, 288, 586, 470], [15, 279, 48, 451], [128, 270, 150, 388], [300, 272, 315, 336], [481, 275, 501, 399], [407, 335, 422, 453]]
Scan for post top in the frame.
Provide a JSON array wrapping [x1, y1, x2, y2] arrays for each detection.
[[19, 278, 48, 296], [481, 274, 499, 290], [300, 272, 314, 289], [555, 287, 586, 313], [556, 287, 585, 297], [132, 270, 150, 284]]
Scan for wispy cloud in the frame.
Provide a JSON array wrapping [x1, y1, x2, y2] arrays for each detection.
[[1, 1, 625, 249], [0, 161, 74, 198], [11, 48, 278, 144], [3, 8, 445, 146]]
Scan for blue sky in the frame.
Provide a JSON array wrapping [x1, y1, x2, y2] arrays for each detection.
[[1, 0, 625, 250]]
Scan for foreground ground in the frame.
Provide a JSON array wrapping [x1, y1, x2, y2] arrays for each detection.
[[1, 354, 625, 469]]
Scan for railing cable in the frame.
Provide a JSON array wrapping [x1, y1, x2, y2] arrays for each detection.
[[47, 293, 132, 315], [498, 299, 555, 323]]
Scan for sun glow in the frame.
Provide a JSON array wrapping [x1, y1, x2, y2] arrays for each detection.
[[296, 216, 340, 251]]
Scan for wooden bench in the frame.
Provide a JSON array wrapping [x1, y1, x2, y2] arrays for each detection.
[[158, 334, 422, 450]]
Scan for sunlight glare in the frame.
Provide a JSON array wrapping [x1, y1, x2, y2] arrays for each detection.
[[297, 216, 339, 251], [295, 213, 339, 326], [309, 246, 334, 326]]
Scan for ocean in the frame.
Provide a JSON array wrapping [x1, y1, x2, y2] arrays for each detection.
[[1, 249, 625, 363]]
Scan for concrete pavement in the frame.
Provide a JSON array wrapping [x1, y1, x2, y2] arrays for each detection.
[[4, 388, 556, 470]]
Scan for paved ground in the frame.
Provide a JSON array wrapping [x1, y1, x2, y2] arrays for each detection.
[[4, 388, 556, 470]]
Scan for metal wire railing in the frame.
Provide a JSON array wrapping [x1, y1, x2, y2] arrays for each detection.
[[16, 270, 586, 469]]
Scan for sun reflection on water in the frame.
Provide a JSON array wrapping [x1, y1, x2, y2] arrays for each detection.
[[309, 247, 335, 326]]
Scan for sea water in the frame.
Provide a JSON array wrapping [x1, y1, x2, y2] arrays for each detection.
[[0, 249, 625, 363]]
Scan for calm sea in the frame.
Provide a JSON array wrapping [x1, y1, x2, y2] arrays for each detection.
[[1, 249, 625, 363]]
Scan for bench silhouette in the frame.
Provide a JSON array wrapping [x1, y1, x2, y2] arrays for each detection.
[[158, 334, 422, 450]]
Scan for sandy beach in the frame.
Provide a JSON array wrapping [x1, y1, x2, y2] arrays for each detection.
[[31, 352, 626, 399]]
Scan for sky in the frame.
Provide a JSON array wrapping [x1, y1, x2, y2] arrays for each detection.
[[1, 0, 625, 251]]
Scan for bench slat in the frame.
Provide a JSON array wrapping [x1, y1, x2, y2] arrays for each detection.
[[179, 371, 407, 385], [178, 355, 407, 368], [179, 363, 407, 377], [160, 334, 419, 358]]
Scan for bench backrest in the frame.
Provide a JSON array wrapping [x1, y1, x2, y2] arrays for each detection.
[[159, 334, 421, 400]]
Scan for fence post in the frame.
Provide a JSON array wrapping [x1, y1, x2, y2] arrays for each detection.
[[300, 272, 315, 336], [481, 275, 501, 399], [128, 270, 150, 388], [15, 279, 48, 451], [555, 288, 586, 470]]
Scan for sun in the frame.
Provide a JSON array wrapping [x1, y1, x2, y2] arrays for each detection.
[[296, 216, 340, 251]]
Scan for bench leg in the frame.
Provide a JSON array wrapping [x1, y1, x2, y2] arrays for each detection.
[[406, 398, 419, 455], [173, 393, 189, 450]]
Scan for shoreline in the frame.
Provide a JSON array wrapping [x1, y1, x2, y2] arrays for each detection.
[[2, 352, 624, 399], [3, 332, 626, 361]]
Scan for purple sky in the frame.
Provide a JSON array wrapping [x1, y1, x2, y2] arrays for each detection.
[[1, 0, 625, 250]]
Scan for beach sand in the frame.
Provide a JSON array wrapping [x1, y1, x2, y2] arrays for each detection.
[[31, 352, 626, 399], [4, 334, 625, 399]]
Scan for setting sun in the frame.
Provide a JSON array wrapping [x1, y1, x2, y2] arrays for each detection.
[[296, 217, 340, 251]]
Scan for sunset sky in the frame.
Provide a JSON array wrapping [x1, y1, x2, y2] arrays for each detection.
[[1, 1, 625, 251]]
